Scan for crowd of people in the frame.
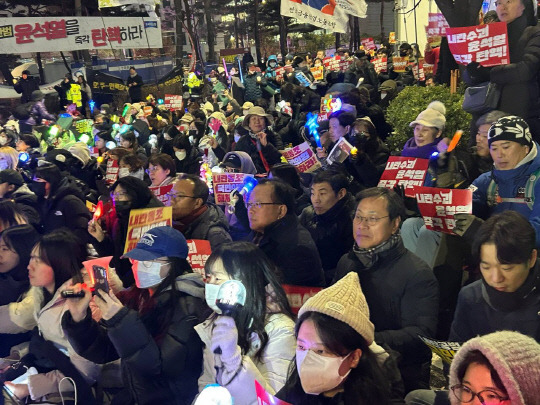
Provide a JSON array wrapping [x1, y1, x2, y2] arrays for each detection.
[[1, 1, 540, 404]]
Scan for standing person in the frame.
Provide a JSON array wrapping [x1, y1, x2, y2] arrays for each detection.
[[62, 226, 207, 405], [77, 75, 92, 116], [197, 242, 296, 405], [127, 67, 144, 103], [13, 70, 39, 104], [243, 63, 266, 103]]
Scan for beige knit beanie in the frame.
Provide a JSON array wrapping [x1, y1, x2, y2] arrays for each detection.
[[298, 272, 374, 345], [449, 331, 540, 405]]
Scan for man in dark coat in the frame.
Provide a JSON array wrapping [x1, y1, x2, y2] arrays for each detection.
[[126, 66, 144, 103], [333, 187, 439, 394], [13, 70, 39, 104], [170, 174, 232, 250], [299, 171, 355, 285], [248, 179, 325, 287]]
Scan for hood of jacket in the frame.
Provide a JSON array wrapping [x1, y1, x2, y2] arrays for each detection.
[[266, 55, 278, 67], [10, 184, 37, 203], [221, 151, 257, 174], [48, 177, 85, 204], [175, 272, 205, 299]]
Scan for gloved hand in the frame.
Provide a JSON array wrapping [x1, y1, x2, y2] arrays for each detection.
[[393, 185, 420, 216], [453, 213, 484, 245], [210, 316, 241, 365], [466, 61, 490, 83]]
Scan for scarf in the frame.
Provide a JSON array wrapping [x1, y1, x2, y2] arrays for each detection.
[[173, 205, 208, 233], [401, 137, 439, 159], [352, 232, 401, 269]]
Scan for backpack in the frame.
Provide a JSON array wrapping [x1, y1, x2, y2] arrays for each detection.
[[486, 168, 540, 210], [13, 102, 34, 120]]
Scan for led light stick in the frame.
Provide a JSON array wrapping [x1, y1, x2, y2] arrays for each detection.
[[89, 100, 95, 114], [446, 130, 463, 153], [227, 176, 258, 214], [305, 112, 322, 148], [222, 58, 230, 80], [92, 200, 104, 222]]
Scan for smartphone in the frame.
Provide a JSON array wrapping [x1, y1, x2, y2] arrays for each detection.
[[92, 265, 110, 294]]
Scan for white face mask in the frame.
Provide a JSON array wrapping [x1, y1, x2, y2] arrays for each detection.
[[296, 349, 351, 395], [234, 133, 241, 143], [380, 92, 388, 100], [204, 283, 222, 314], [132, 260, 168, 289], [175, 150, 187, 161], [189, 135, 195, 145], [118, 167, 130, 178], [0, 136, 8, 146]]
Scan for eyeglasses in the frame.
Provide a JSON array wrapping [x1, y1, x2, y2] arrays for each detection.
[[246, 202, 283, 209], [165, 192, 199, 201], [451, 384, 509, 405], [111, 191, 129, 200], [146, 166, 161, 174], [354, 215, 389, 225]]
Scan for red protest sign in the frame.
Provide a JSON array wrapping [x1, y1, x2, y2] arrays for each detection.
[[282, 142, 321, 173], [186, 239, 212, 278], [361, 37, 376, 50], [373, 57, 388, 73], [377, 156, 429, 197], [392, 57, 408, 73], [105, 159, 119, 185], [164, 94, 182, 111], [255, 380, 292, 405], [415, 187, 472, 234], [123, 207, 173, 253], [275, 66, 285, 81], [149, 184, 174, 206], [426, 13, 450, 38], [212, 173, 254, 205], [282, 284, 322, 314], [323, 56, 342, 71], [423, 63, 434, 75], [338, 58, 352, 72], [446, 22, 509, 67]]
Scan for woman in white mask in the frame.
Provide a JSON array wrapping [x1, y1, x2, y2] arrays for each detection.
[[276, 272, 404, 404], [62, 226, 208, 405], [172, 133, 202, 175], [196, 242, 295, 405]]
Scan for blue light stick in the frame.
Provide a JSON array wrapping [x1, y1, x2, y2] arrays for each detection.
[[305, 112, 322, 148], [89, 100, 95, 114], [237, 57, 244, 84], [239, 176, 258, 196]]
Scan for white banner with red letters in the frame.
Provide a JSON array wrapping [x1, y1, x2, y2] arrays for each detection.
[[415, 186, 473, 234], [164, 95, 182, 111], [280, 0, 347, 33], [446, 22, 509, 67], [282, 142, 321, 173], [377, 157, 429, 197], [373, 57, 387, 74], [0, 17, 162, 53]]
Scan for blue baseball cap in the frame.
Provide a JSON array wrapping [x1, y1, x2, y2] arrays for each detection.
[[123, 226, 188, 261]]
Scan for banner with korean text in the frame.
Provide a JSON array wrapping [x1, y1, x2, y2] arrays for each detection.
[[0, 17, 162, 53], [212, 173, 254, 205], [377, 157, 429, 197], [282, 142, 321, 173], [446, 22, 509, 66], [149, 184, 174, 206], [280, 0, 347, 33], [123, 207, 173, 254], [415, 186, 473, 234], [186, 239, 212, 278]]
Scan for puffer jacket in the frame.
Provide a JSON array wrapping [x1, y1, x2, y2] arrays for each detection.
[[0, 280, 100, 401], [243, 72, 266, 102], [62, 274, 208, 405], [234, 130, 283, 173], [14, 77, 39, 104], [472, 142, 540, 245], [195, 313, 296, 405], [4, 184, 40, 227], [264, 55, 279, 80]]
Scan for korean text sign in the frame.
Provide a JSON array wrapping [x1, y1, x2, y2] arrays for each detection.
[[426, 13, 449, 37], [164, 95, 182, 111], [373, 57, 388, 73], [282, 142, 321, 173], [377, 157, 429, 197], [105, 159, 119, 185], [0, 17, 162, 53], [415, 186, 472, 234], [186, 239, 212, 278], [446, 22, 509, 67], [419, 335, 461, 365], [149, 184, 174, 206], [212, 173, 254, 205], [123, 207, 173, 254]]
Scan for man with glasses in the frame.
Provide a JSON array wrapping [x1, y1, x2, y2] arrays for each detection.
[[247, 179, 324, 287], [169, 174, 231, 249], [333, 187, 439, 393]]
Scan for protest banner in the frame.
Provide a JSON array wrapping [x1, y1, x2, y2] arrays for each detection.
[[0, 17, 161, 53], [389, 31, 396, 44], [275, 66, 286, 81], [392, 57, 408, 73], [123, 207, 173, 254], [423, 63, 434, 75], [410, 59, 426, 81], [415, 186, 473, 234], [419, 335, 462, 364], [280, 0, 347, 33], [377, 156, 429, 197], [105, 159, 119, 185], [361, 37, 376, 50], [282, 142, 322, 173], [186, 239, 212, 278], [164, 94, 182, 110], [446, 22, 509, 66], [143, 106, 153, 116], [323, 56, 342, 71], [282, 284, 323, 314], [338, 58, 352, 71], [149, 184, 174, 206], [426, 13, 449, 38], [212, 173, 254, 205], [310, 66, 324, 80], [373, 57, 387, 74]]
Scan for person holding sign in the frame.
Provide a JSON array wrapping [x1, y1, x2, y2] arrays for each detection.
[[276, 272, 404, 404]]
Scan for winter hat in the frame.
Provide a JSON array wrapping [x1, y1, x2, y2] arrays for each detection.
[[45, 148, 74, 171], [69, 142, 91, 165], [409, 102, 446, 130], [221, 153, 242, 169], [427, 100, 446, 115], [488, 115, 533, 149], [203, 101, 214, 114], [0, 169, 24, 187], [449, 331, 540, 405], [180, 113, 195, 124], [298, 272, 375, 344], [35, 162, 62, 189], [31, 90, 44, 102], [242, 102, 254, 111], [243, 106, 274, 128]]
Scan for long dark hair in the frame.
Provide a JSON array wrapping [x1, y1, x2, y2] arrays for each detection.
[[282, 312, 392, 405], [204, 242, 293, 359], [1, 224, 40, 279]]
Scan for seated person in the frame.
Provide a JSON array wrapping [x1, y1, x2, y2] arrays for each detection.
[[299, 171, 355, 285], [0, 169, 39, 226], [247, 179, 325, 287], [148, 153, 176, 187], [170, 174, 232, 249], [333, 187, 439, 393]]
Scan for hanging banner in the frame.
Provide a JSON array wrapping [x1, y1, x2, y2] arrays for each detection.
[[99, 0, 156, 7], [149, 183, 174, 206], [377, 156, 429, 197], [280, 0, 347, 33], [90, 71, 128, 94], [373, 57, 388, 73], [335, 0, 367, 18], [212, 173, 254, 205], [282, 142, 321, 173], [0, 17, 162, 54], [124, 207, 173, 253], [415, 186, 473, 234], [164, 94, 182, 110], [446, 22, 509, 66], [186, 239, 212, 278]]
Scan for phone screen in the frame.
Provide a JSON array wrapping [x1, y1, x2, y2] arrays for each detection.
[[92, 265, 110, 294]]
